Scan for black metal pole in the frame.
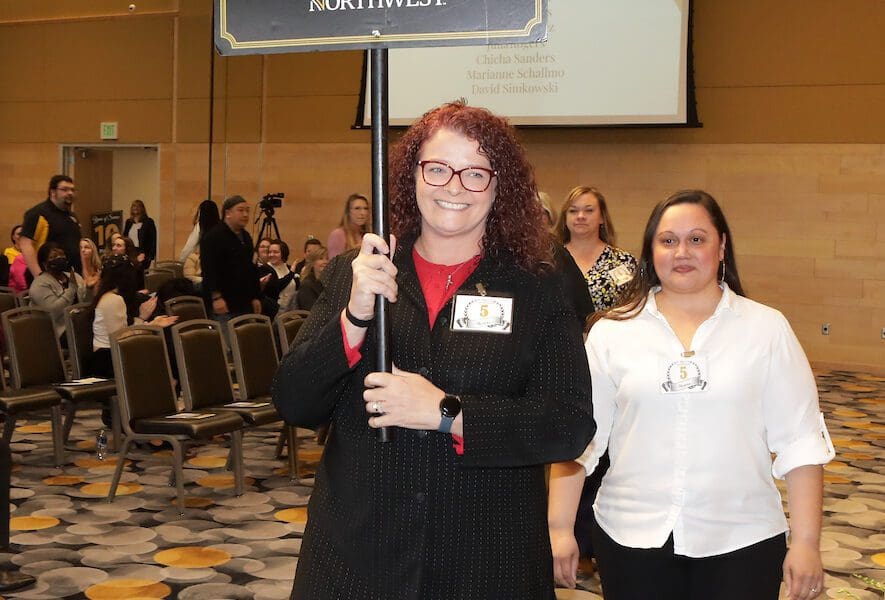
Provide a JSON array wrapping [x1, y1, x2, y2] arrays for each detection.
[[207, 4, 216, 201], [371, 48, 393, 443]]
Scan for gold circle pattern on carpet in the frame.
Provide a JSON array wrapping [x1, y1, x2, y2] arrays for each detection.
[[10, 515, 60, 530], [85, 579, 172, 599], [276, 507, 308, 524], [80, 481, 143, 496], [154, 547, 231, 568]]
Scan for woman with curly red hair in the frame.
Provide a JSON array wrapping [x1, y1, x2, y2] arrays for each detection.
[[273, 101, 595, 599]]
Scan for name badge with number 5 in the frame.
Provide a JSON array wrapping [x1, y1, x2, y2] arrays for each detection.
[[451, 294, 513, 334]]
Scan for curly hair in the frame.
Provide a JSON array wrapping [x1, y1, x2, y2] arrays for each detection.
[[389, 101, 551, 274]]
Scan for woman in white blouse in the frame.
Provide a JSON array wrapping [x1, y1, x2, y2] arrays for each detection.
[[548, 190, 834, 600]]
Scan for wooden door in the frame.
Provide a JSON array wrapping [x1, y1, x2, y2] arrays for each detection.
[[72, 148, 114, 246]]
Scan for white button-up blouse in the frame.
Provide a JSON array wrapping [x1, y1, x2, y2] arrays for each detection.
[[577, 284, 835, 558]]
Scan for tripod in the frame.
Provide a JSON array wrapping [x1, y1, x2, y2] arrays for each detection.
[[255, 208, 281, 249]]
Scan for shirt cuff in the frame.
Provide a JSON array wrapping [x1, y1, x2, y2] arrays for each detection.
[[771, 412, 836, 479], [340, 314, 363, 368], [575, 441, 602, 476]]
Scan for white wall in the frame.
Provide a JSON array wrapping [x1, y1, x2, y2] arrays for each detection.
[[112, 147, 160, 247]]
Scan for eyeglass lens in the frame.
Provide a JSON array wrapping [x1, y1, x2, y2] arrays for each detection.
[[420, 161, 494, 192]]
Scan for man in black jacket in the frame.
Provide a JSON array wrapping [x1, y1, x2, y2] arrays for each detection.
[[200, 195, 261, 326]]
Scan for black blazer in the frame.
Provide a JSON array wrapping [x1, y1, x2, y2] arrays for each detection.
[[272, 237, 595, 600], [123, 217, 157, 264], [199, 223, 260, 315]]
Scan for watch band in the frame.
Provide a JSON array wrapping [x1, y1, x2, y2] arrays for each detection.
[[438, 394, 461, 434], [345, 306, 374, 328]]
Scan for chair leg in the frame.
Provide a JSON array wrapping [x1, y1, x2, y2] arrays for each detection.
[[50, 405, 64, 467], [110, 397, 121, 452], [274, 428, 286, 458], [61, 401, 76, 445], [230, 430, 244, 496], [2, 416, 16, 445], [287, 425, 299, 483], [107, 437, 134, 503], [170, 440, 186, 515]]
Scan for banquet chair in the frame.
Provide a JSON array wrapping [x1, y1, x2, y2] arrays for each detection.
[[228, 314, 300, 481], [172, 319, 280, 431], [164, 295, 208, 323], [63, 303, 121, 450], [107, 325, 245, 514]]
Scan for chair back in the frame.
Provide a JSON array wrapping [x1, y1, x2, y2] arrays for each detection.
[[110, 325, 179, 425], [164, 295, 207, 323], [228, 314, 278, 400], [0, 287, 17, 315], [144, 269, 175, 293], [63, 303, 96, 379], [15, 291, 30, 307], [171, 320, 235, 411], [2, 306, 65, 388], [274, 310, 309, 355], [154, 261, 184, 279]]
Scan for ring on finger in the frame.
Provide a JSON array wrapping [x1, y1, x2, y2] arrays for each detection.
[[371, 401, 381, 414]]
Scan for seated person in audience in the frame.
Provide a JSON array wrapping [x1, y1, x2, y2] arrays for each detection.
[[78, 237, 102, 292], [110, 235, 146, 291], [255, 237, 272, 267], [3, 225, 22, 264], [29, 242, 90, 344], [262, 239, 297, 316], [7, 252, 28, 293], [291, 237, 323, 283], [183, 247, 202, 292], [293, 246, 328, 311], [89, 255, 177, 379]]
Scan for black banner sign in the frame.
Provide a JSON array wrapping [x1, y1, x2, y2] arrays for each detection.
[[90, 210, 123, 250], [215, 0, 546, 55]]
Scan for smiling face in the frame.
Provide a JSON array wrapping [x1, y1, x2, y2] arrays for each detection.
[[267, 243, 283, 266], [111, 237, 126, 256], [566, 192, 604, 241], [414, 128, 496, 251], [652, 203, 725, 297]]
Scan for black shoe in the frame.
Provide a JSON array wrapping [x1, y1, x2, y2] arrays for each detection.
[[0, 570, 36, 592]]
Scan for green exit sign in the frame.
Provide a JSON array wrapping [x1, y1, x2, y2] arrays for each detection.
[[100, 122, 118, 140]]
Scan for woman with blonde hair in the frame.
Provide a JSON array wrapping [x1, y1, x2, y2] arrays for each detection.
[[78, 237, 102, 291], [555, 186, 636, 312], [326, 193, 369, 258]]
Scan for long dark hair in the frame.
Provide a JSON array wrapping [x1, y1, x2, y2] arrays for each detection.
[[197, 200, 221, 242], [92, 255, 137, 308], [389, 101, 551, 274], [592, 190, 745, 326]]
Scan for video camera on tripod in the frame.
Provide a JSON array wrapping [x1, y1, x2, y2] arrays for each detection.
[[255, 192, 285, 242], [258, 192, 284, 213]]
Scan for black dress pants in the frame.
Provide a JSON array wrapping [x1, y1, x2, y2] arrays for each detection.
[[592, 521, 786, 600]]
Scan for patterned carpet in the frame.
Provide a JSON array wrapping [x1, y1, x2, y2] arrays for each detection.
[[1, 369, 883, 599]]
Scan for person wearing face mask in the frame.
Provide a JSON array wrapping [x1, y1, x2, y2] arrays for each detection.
[[20, 175, 83, 278], [28, 242, 90, 343]]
